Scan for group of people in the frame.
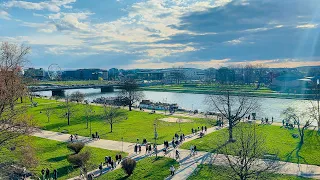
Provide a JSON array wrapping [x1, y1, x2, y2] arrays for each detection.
[[190, 145, 197, 156], [145, 143, 154, 154], [191, 126, 207, 135], [69, 134, 78, 142], [40, 168, 57, 180], [134, 144, 142, 154], [92, 131, 100, 140], [282, 119, 295, 129], [261, 117, 274, 125]]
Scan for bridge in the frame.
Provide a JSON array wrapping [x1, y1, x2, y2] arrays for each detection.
[[29, 84, 118, 96]]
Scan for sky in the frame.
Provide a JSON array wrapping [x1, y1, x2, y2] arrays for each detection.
[[1, 0, 320, 70]]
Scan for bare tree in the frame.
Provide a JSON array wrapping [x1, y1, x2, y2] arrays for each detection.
[[102, 105, 127, 132], [207, 90, 260, 142], [118, 79, 144, 111], [0, 42, 36, 178], [44, 104, 54, 123], [310, 79, 320, 133], [70, 91, 85, 103], [220, 124, 281, 180], [84, 101, 94, 129], [282, 107, 313, 145], [61, 95, 76, 125]]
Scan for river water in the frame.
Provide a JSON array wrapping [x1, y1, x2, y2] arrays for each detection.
[[36, 88, 316, 123]]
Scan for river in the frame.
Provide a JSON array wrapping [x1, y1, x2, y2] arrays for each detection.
[[35, 88, 316, 124]]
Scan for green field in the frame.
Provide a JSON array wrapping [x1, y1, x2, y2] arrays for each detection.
[[98, 157, 179, 180], [188, 164, 311, 180], [28, 98, 212, 144], [181, 124, 320, 166], [4, 136, 127, 180]]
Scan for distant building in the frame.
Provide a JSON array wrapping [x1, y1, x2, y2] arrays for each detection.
[[62, 69, 108, 80], [24, 68, 45, 80], [271, 73, 310, 93]]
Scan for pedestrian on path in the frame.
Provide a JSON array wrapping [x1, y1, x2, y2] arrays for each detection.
[[99, 163, 103, 175], [201, 126, 204, 132], [170, 165, 175, 176], [45, 168, 50, 179], [53, 169, 57, 180], [139, 145, 142, 154], [204, 126, 207, 132], [194, 145, 197, 155], [119, 154, 122, 162], [175, 150, 180, 159], [190, 145, 194, 156], [41, 169, 45, 180], [146, 144, 148, 153]]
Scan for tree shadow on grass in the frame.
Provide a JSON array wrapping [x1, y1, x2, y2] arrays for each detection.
[[285, 142, 307, 165], [47, 155, 68, 162]]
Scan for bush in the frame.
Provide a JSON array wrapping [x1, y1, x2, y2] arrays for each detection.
[[121, 158, 136, 176], [67, 151, 90, 167], [67, 142, 85, 154]]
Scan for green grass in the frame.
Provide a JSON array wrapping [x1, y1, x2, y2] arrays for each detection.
[[98, 157, 179, 180], [27, 98, 212, 144], [181, 124, 320, 166], [188, 164, 311, 180], [27, 136, 126, 180]]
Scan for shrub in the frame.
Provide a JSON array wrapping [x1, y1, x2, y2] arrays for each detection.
[[67, 151, 90, 167], [67, 142, 85, 154], [121, 158, 136, 176]]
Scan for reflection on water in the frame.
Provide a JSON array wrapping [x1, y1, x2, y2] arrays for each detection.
[[36, 88, 316, 124]]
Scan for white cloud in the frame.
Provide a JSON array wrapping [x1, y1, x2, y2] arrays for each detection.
[[296, 23, 318, 29], [3, 0, 76, 12], [0, 10, 11, 20], [22, 22, 57, 33]]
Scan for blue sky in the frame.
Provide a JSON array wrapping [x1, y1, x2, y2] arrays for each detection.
[[1, 0, 320, 69]]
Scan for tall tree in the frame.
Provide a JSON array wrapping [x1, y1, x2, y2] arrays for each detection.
[[118, 79, 144, 111], [102, 105, 127, 132], [84, 101, 94, 129], [207, 90, 260, 142], [62, 95, 76, 125], [220, 124, 280, 180], [310, 79, 320, 133], [282, 107, 313, 145], [0, 42, 36, 177]]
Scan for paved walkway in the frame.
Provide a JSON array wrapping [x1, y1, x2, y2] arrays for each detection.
[[32, 126, 320, 180]]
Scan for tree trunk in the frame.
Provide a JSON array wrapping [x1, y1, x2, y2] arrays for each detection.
[[110, 123, 113, 132], [47, 116, 50, 123], [68, 113, 70, 125], [86, 117, 89, 129], [129, 105, 132, 111], [228, 126, 234, 142]]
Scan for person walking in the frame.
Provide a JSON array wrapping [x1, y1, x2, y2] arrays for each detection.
[[53, 169, 57, 180], [45, 168, 50, 179], [170, 165, 175, 176], [201, 126, 204, 132], [204, 126, 207, 133], [99, 163, 103, 175], [138, 145, 142, 154], [194, 145, 197, 155], [70, 134, 73, 142], [175, 150, 180, 159], [145, 144, 148, 154], [41, 169, 45, 180], [190, 145, 194, 156]]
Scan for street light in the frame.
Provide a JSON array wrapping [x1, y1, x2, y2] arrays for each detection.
[[121, 137, 124, 152], [154, 123, 158, 158]]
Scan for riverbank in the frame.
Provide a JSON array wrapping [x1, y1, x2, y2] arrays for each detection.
[[140, 87, 315, 100]]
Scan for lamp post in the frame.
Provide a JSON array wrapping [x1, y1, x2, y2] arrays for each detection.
[[121, 137, 124, 152], [154, 123, 158, 158]]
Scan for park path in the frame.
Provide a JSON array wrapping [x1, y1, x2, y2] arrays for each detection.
[[32, 126, 320, 180]]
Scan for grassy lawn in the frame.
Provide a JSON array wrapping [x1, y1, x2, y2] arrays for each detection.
[[98, 157, 179, 180], [181, 124, 320, 166], [27, 98, 212, 144], [26, 136, 126, 180], [188, 164, 311, 180]]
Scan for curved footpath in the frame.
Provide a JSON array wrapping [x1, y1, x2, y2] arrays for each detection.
[[32, 126, 320, 180]]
